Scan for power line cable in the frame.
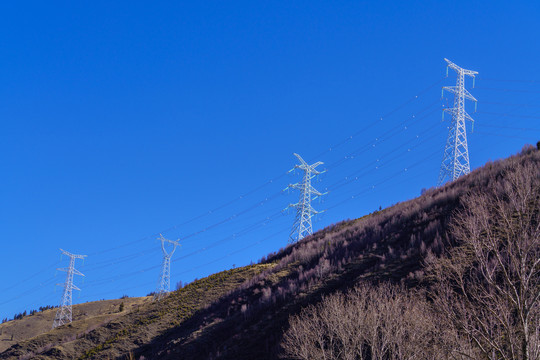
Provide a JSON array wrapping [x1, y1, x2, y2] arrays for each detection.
[[474, 87, 540, 94], [477, 111, 540, 120], [472, 131, 535, 141], [477, 77, 540, 84], [82, 82, 445, 259], [0, 260, 60, 293], [477, 124, 540, 132]]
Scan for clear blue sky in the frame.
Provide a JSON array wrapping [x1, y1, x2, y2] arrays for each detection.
[[1, 1, 539, 320]]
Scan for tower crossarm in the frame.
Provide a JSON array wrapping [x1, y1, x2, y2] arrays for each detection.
[[462, 88, 477, 102], [444, 58, 478, 77], [72, 269, 85, 277], [158, 233, 180, 256], [59, 248, 87, 260], [309, 186, 324, 197], [292, 153, 308, 167], [308, 161, 324, 171], [56, 268, 85, 276], [443, 86, 477, 102], [287, 182, 304, 191]]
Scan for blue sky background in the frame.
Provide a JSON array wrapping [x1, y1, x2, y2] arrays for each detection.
[[1, 1, 539, 320]]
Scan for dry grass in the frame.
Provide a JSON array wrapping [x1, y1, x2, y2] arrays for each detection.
[[0, 297, 150, 353]]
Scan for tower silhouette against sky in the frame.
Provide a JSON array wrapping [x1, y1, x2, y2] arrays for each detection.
[[154, 234, 180, 300], [438, 58, 478, 186], [52, 249, 86, 329], [287, 153, 326, 243]]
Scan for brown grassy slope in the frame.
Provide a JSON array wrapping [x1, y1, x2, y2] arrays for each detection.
[[136, 146, 540, 360], [0, 263, 273, 359], [0, 297, 149, 354]]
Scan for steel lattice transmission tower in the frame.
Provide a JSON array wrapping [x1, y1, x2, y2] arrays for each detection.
[[286, 153, 326, 243], [154, 234, 180, 301], [438, 58, 478, 186], [52, 249, 86, 329]]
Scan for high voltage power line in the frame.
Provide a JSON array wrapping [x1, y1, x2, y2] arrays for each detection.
[[477, 77, 540, 83], [474, 87, 540, 94], [51, 135, 445, 293], [78, 145, 445, 300], [33, 85, 444, 273], [70, 106, 443, 276], [0, 139, 443, 310], [3, 69, 540, 318], [477, 111, 540, 120], [18, 129, 438, 298], [0, 148, 476, 309], [0, 136, 508, 311], [0, 102, 456, 308], [8, 112, 523, 306], [78, 78, 446, 260]]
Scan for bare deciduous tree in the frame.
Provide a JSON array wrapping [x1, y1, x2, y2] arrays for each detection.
[[432, 161, 540, 360], [282, 282, 448, 360]]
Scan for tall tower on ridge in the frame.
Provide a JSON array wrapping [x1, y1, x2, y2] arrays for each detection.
[[438, 58, 478, 186], [287, 153, 326, 243], [52, 249, 86, 329], [155, 234, 180, 300]]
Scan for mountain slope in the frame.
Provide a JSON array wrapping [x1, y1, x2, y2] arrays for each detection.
[[0, 297, 149, 354], [2, 144, 538, 360], [144, 145, 539, 360]]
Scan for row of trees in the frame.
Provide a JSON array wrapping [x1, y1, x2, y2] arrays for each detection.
[[1, 305, 55, 324], [283, 159, 539, 359]]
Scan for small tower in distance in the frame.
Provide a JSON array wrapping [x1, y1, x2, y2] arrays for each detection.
[[52, 249, 86, 329], [154, 234, 180, 301], [287, 153, 326, 243]]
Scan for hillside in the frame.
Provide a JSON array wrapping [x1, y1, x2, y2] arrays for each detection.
[[0, 265, 272, 359], [0, 297, 150, 354], [1, 144, 538, 360]]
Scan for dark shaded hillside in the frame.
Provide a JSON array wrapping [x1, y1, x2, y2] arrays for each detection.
[[136, 146, 539, 360], [2, 145, 538, 360]]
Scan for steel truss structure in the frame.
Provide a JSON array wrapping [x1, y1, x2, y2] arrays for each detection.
[[154, 234, 180, 300], [438, 58, 478, 186], [287, 153, 326, 243], [52, 249, 86, 329]]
